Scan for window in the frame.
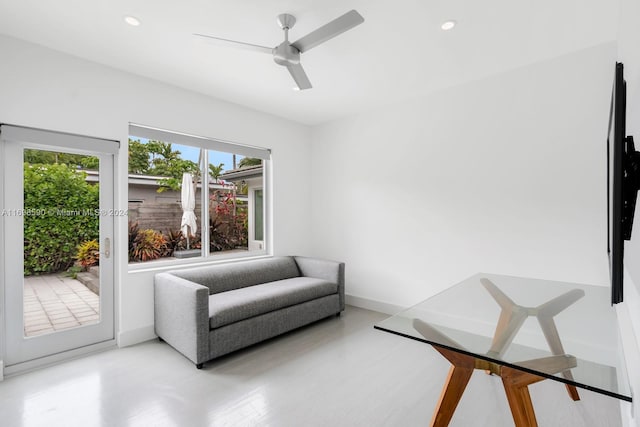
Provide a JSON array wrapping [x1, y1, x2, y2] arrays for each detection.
[[127, 125, 269, 265]]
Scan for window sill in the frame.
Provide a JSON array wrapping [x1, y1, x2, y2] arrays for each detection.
[[127, 250, 270, 274]]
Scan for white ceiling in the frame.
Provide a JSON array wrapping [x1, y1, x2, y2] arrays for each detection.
[[0, 0, 618, 125]]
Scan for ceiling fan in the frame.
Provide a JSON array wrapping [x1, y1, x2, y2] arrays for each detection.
[[194, 10, 364, 90]]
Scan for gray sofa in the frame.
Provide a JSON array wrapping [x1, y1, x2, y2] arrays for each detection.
[[154, 256, 345, 368]]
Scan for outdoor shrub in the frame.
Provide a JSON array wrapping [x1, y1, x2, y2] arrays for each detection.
[[65, 265, 83, 280], [209, 190, 248, 252], [130, 229, 168, 262], [128, 221, 139, 260], [24, 163, 99, 275], [76, 239, 99, 269], [181, 232, 201, 250], [164, 228, 184, 256]]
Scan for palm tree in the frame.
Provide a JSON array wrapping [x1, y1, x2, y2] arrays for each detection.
[[209, 163, 224, 183]]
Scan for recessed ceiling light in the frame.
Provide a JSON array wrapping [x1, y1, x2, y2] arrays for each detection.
[[441, 20, 456, 31], [124, 16, 141, 26], [292, 87, 300, 91]]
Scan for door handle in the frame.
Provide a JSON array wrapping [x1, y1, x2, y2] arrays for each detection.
[[104, 237, 110, 259]]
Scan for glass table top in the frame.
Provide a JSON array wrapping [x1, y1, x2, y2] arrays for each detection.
[[374, 273, 631, 401]]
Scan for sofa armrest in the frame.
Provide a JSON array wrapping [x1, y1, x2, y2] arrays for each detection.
[[294, 256, 345, 311], [154, 272, 209, 365]]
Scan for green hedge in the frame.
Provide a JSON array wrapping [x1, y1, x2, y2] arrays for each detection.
[[24, 163, 99, 275]]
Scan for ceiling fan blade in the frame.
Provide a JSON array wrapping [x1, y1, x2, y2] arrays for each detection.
[[291, 10, 364, 53], [287, 63, 312, 90], [193, 33, 273, 54]]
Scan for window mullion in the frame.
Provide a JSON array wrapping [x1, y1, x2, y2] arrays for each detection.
[[201, 148, 210, 257]]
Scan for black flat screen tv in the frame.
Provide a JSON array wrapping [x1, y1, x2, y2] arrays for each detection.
[[607, 62, 640, 304]]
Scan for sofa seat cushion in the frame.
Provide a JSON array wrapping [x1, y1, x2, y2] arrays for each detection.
[[209, 277, 338, 329]]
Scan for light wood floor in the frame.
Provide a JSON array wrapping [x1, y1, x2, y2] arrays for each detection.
[[0, 306, 622, 426]]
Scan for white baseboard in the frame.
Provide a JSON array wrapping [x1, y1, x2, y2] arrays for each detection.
[[117, 325, 156, 347], [346, 294, 405, 315]]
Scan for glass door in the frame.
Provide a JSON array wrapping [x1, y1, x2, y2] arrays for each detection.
[[1, 125, 117, 369]]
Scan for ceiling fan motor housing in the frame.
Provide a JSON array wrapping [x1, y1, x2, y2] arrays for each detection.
[[273, 42, 300, 66]]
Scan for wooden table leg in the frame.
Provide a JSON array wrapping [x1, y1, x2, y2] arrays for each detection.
[[564, 384, 580, 401], [429, 346, 578, 427], [430, 347, 475, 427], [500, 365, 547, 427]]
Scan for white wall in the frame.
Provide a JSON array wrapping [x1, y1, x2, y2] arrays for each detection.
[[310, 42, 615, 308], [311, 38, 640, 421], [0, 35, 312, 347], [617, 0, 640, 423]]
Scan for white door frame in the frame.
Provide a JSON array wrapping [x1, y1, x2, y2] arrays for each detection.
[[0, 132, 5, 380], [1, 125, 119, 375]]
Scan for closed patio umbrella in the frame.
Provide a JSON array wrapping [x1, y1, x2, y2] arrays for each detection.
[[180, 172, 197, 250]]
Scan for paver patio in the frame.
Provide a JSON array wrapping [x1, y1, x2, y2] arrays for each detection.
[[23, 274, 100, 337]]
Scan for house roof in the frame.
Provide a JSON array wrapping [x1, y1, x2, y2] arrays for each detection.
[[220, 165, 263, 182], [84, 170, 232, 189]]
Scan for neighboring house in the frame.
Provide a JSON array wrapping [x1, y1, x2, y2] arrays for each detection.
[[85, 170, 248, 236]]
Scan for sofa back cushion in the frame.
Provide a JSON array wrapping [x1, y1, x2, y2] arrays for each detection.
[[170, 256, 300, 294]]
